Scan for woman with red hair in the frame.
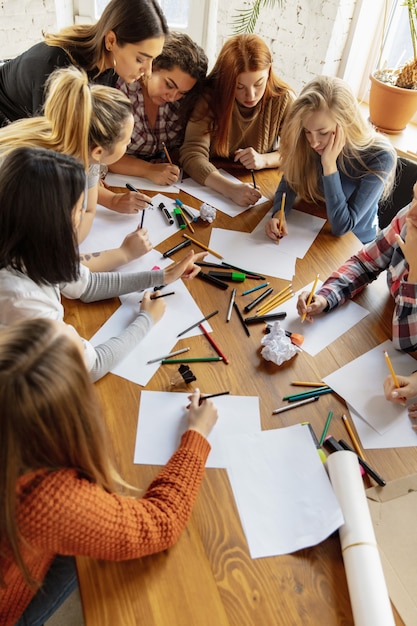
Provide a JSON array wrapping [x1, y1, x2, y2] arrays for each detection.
[[180, 34, 294, 207]]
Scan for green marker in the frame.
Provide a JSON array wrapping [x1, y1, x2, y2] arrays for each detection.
[[207, 271, 246, 282], [173, 207, 186, 229]]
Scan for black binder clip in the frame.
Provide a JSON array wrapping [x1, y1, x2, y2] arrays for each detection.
[[170, 364, 197, 388]]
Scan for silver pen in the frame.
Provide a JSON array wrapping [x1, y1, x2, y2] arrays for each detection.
[[147, 347, 190, 364], [272, 395, 319, 414], [226, 288, 237, 322]]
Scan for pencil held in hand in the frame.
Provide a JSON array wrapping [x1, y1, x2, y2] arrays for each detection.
[[384, 350, 400, 388], [301, 274, 319, 323]]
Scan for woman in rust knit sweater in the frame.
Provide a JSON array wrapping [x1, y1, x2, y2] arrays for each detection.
[[0, 318, 217, 626]]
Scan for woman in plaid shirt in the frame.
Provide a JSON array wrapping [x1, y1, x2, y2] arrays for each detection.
[[297, 182, 417, 413]]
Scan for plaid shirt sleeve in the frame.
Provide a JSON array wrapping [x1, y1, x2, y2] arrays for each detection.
[[317, 206, 417, 352]]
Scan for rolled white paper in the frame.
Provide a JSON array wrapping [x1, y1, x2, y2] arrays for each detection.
[[326, 450, 395, 626]]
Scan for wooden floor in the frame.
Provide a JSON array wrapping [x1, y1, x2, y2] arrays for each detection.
[[64, 165, 416, 625]]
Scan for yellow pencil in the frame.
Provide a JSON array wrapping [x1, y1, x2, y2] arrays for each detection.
[[257, 291, 294, 315], [182, 234, 223, 259], [301, 274, 320, 323], [291, 381, 328, 387], [384, 350, 400, 388], [256, 283, 292, 313], [341, 414, 365, 460], [278, 192, 286, 231], [177, 205, 195, 233]]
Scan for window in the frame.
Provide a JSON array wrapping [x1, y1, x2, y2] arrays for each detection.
[[341, 0, 415, 103]]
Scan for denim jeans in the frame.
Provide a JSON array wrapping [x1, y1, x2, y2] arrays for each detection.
[[15, 555, 78, 626]]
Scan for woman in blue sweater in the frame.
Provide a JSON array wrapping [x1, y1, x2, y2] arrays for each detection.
[[265, 75, 396, 244]]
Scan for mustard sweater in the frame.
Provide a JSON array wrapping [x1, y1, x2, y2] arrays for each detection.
[[179, 90, 293, 184], [0, 430, 210, 625]]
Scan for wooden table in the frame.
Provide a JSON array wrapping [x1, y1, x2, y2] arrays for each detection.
[[66, 166, 417, 626]]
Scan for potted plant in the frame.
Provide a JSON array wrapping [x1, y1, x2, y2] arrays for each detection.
[[369, 0, 417, 133]]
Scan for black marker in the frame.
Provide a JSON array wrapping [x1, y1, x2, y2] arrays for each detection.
[[162, 239, 191, 258], [125, 183, 154, 206], [243, 287, 274, 313], [158, 202, 174, 225], [196, 271, 229, 290], [338, 439, 386, 487], [244, 312, 287, 324]]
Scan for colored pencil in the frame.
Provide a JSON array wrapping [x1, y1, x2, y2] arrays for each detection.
[[256, 290, 294, 315], [278, 192, 286, 231], [291, 381, 328, 387], [283, 387, 332, 402], [182, 234, 223, 259], [147, 347, 190, 364], [161, 357, 223, 363], [301, 274, 320, 323], [162, 141, 173, 165], [319, 410, 334, 446], [233, 302, 251, 336], [242, 282, 269, 296], [200, 391, 230, 403], [341, 414, 365, 460], [199, 323, 229, 364], [177, 310, 218, 337], [383, 350, 400, 387], [251, 169, 257, 189], [256, 283, 292, 314]]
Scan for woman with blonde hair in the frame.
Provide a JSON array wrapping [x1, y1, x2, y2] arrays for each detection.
[[265, 75, 396, 244], [0, 317, 217, 626], [0, 66, 152, 270], [0, 0, 168, 126], [180, 34, 294, 207], [108, 32, 208, 187]]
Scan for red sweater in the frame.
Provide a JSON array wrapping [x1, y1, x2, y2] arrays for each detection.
[[0, 430, 210, 625]]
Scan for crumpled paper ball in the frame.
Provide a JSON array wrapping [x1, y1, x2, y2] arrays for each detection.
[[261, 321, 299, 365], [200, 202, 216, 223]]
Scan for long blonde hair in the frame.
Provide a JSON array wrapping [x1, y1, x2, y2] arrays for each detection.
[[280, 75, 396, 203], [0, 318, 127, 587], [0, 66, 132, 169]]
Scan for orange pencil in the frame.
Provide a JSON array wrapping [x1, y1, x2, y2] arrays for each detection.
[[162, 141, 173, 165], [182, 234, 223, 259], [278, 192, 286, 232], [341, 414, 365, 460]]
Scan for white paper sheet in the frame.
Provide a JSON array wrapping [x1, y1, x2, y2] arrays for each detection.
[[176, 169, 269, 217], [104, 171, 179, 194], [79, 194, 186, 265], [323, 340, 417, 435], [134, 391, 261, 467], [89, 277, 213, 386], [260, 280, 370, 356], [350, 404, 417, 449], [222, 424, 344, 558], [327, 451, 395, 626], [205, 211, 326, 281]]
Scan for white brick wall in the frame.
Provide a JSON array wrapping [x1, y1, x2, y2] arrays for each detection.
[[218, 0, 356, 93], [0, 0, 58, 59], [0, 0, 356, 92]]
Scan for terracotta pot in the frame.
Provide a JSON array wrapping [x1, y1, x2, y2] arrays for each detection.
[[369, 72, 417, 134]]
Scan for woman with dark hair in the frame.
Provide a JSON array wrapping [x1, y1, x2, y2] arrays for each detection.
[[0, 0, 168, 125], [107, 32, 208, 187], [180, 34, 294, 207], [0, 146, 204, 382], [0, 318, 217, 626]]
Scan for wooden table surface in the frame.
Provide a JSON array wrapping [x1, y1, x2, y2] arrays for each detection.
[[65, 166, 417, 626]]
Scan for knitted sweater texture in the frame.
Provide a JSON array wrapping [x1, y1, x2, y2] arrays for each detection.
[[0, 430, 210, 625]]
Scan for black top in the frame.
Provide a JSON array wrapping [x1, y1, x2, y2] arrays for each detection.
[[0, 41, 117, 123]]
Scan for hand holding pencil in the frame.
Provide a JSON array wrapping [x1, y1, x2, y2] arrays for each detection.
[[296, 287, 328, 323]]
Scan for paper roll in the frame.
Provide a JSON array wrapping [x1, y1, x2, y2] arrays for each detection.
[[326, 450, 395, 626]]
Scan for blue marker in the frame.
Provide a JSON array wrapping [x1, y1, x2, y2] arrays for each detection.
[[242, 282, 269, 296]]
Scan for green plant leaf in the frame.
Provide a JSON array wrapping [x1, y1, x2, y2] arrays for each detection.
[[231, 0, 284, 34]]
